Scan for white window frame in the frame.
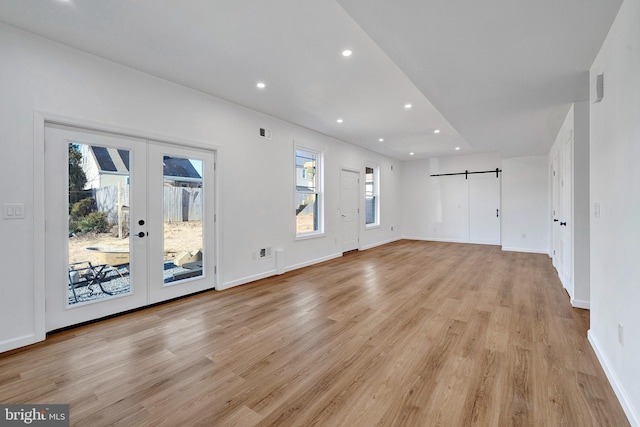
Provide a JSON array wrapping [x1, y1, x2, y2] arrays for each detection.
[[294, 145, 324, 239], [365, 162, 380, 228]]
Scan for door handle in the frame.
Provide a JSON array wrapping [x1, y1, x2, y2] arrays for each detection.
[[560, 222, 567, 226], [137, 231, 146, 238], [496, 209, 499, 218], [553, 219, 559, 222]]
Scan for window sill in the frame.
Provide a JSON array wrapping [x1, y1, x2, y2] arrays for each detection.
[[365, 224, 380, 230], [295, 231, 325, 241]]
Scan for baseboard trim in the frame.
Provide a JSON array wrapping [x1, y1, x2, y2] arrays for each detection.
[[571, 298, 590, 309], [0, 334, 40, 354], [588, 330, 638, 427], [501, 246, 549, 254], [402, 236, 468, 244], [360, 237, 402, 251], [220, 270, 277, 290], [285, 253, 343, 273], [219, 252, 343, 291]]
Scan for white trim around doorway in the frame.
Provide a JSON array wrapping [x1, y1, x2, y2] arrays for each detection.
[[32, 111, 221, 345]]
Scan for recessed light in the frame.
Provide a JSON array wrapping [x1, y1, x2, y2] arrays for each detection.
[[455, 147, 461, 150], [409, 152, 415, 156], [342, 50, 352, 57], [404, 104, 412, 109], [434, 129, 441, 134], [337, 119, 343, 123], [378, 138, 384, 142], [256, 82, 266, 89]]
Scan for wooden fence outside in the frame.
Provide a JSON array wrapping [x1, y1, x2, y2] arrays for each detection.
[[94, 185, 202, 223]]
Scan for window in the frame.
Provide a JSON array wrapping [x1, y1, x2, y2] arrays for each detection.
[[295, 147, 323, 237], [365, 164, 379, 226]]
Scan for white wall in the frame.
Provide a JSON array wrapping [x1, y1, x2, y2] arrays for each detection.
[[500, 156, 549, 253], [573, 100, 591, 307], [589, 0, 640, 424], [0, 24, 402, 352]]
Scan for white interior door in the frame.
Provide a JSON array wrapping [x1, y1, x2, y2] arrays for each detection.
[[340, 169, 360, 252], [44, 125, 216, 331], [469, 173, 501, 245]]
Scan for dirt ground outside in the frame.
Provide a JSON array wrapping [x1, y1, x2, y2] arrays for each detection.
[[69, 221, 203, 265], [296, 214, 315, 234]]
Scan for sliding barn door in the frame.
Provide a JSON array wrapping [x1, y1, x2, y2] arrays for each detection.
[[429, 171, 501, 245], [469, 173, 501, 245]]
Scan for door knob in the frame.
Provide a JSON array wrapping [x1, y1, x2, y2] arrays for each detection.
[[560, 222, 567, 226], [137, 231, 146, 238]]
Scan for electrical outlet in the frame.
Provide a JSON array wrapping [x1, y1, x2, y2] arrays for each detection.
[[618, 323, 624, 346]]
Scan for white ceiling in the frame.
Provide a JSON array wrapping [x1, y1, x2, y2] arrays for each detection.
[[0, 0, 623, 160]]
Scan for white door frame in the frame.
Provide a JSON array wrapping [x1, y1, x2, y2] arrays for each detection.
[[561, 132, 573, 295], [551, 149, 561, 270], [33, 112, 220, 340]]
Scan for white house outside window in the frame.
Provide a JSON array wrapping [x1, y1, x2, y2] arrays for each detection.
[[365, 164, 379, 227], [295, 147, 323, 237]]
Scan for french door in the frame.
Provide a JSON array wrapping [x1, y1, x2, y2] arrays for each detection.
[[44, 124, 215, 331]]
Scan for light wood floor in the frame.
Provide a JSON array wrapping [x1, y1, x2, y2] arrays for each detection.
[[0, 241, 629, 426]]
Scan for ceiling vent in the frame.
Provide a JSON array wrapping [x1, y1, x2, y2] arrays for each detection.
[[259, 127, 272, 140]]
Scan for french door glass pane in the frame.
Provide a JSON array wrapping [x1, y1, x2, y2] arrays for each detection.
[[68, 143, 131, 305], [163, 156, 204, 283]]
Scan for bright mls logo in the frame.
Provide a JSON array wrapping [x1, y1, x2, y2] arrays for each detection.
[[0, 405, 69, 426]]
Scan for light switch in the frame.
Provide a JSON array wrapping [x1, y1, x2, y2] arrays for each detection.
[[3, 203, 25, 219]]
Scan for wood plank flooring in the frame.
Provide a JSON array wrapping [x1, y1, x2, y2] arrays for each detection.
[[0, 240, 630, 426]]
